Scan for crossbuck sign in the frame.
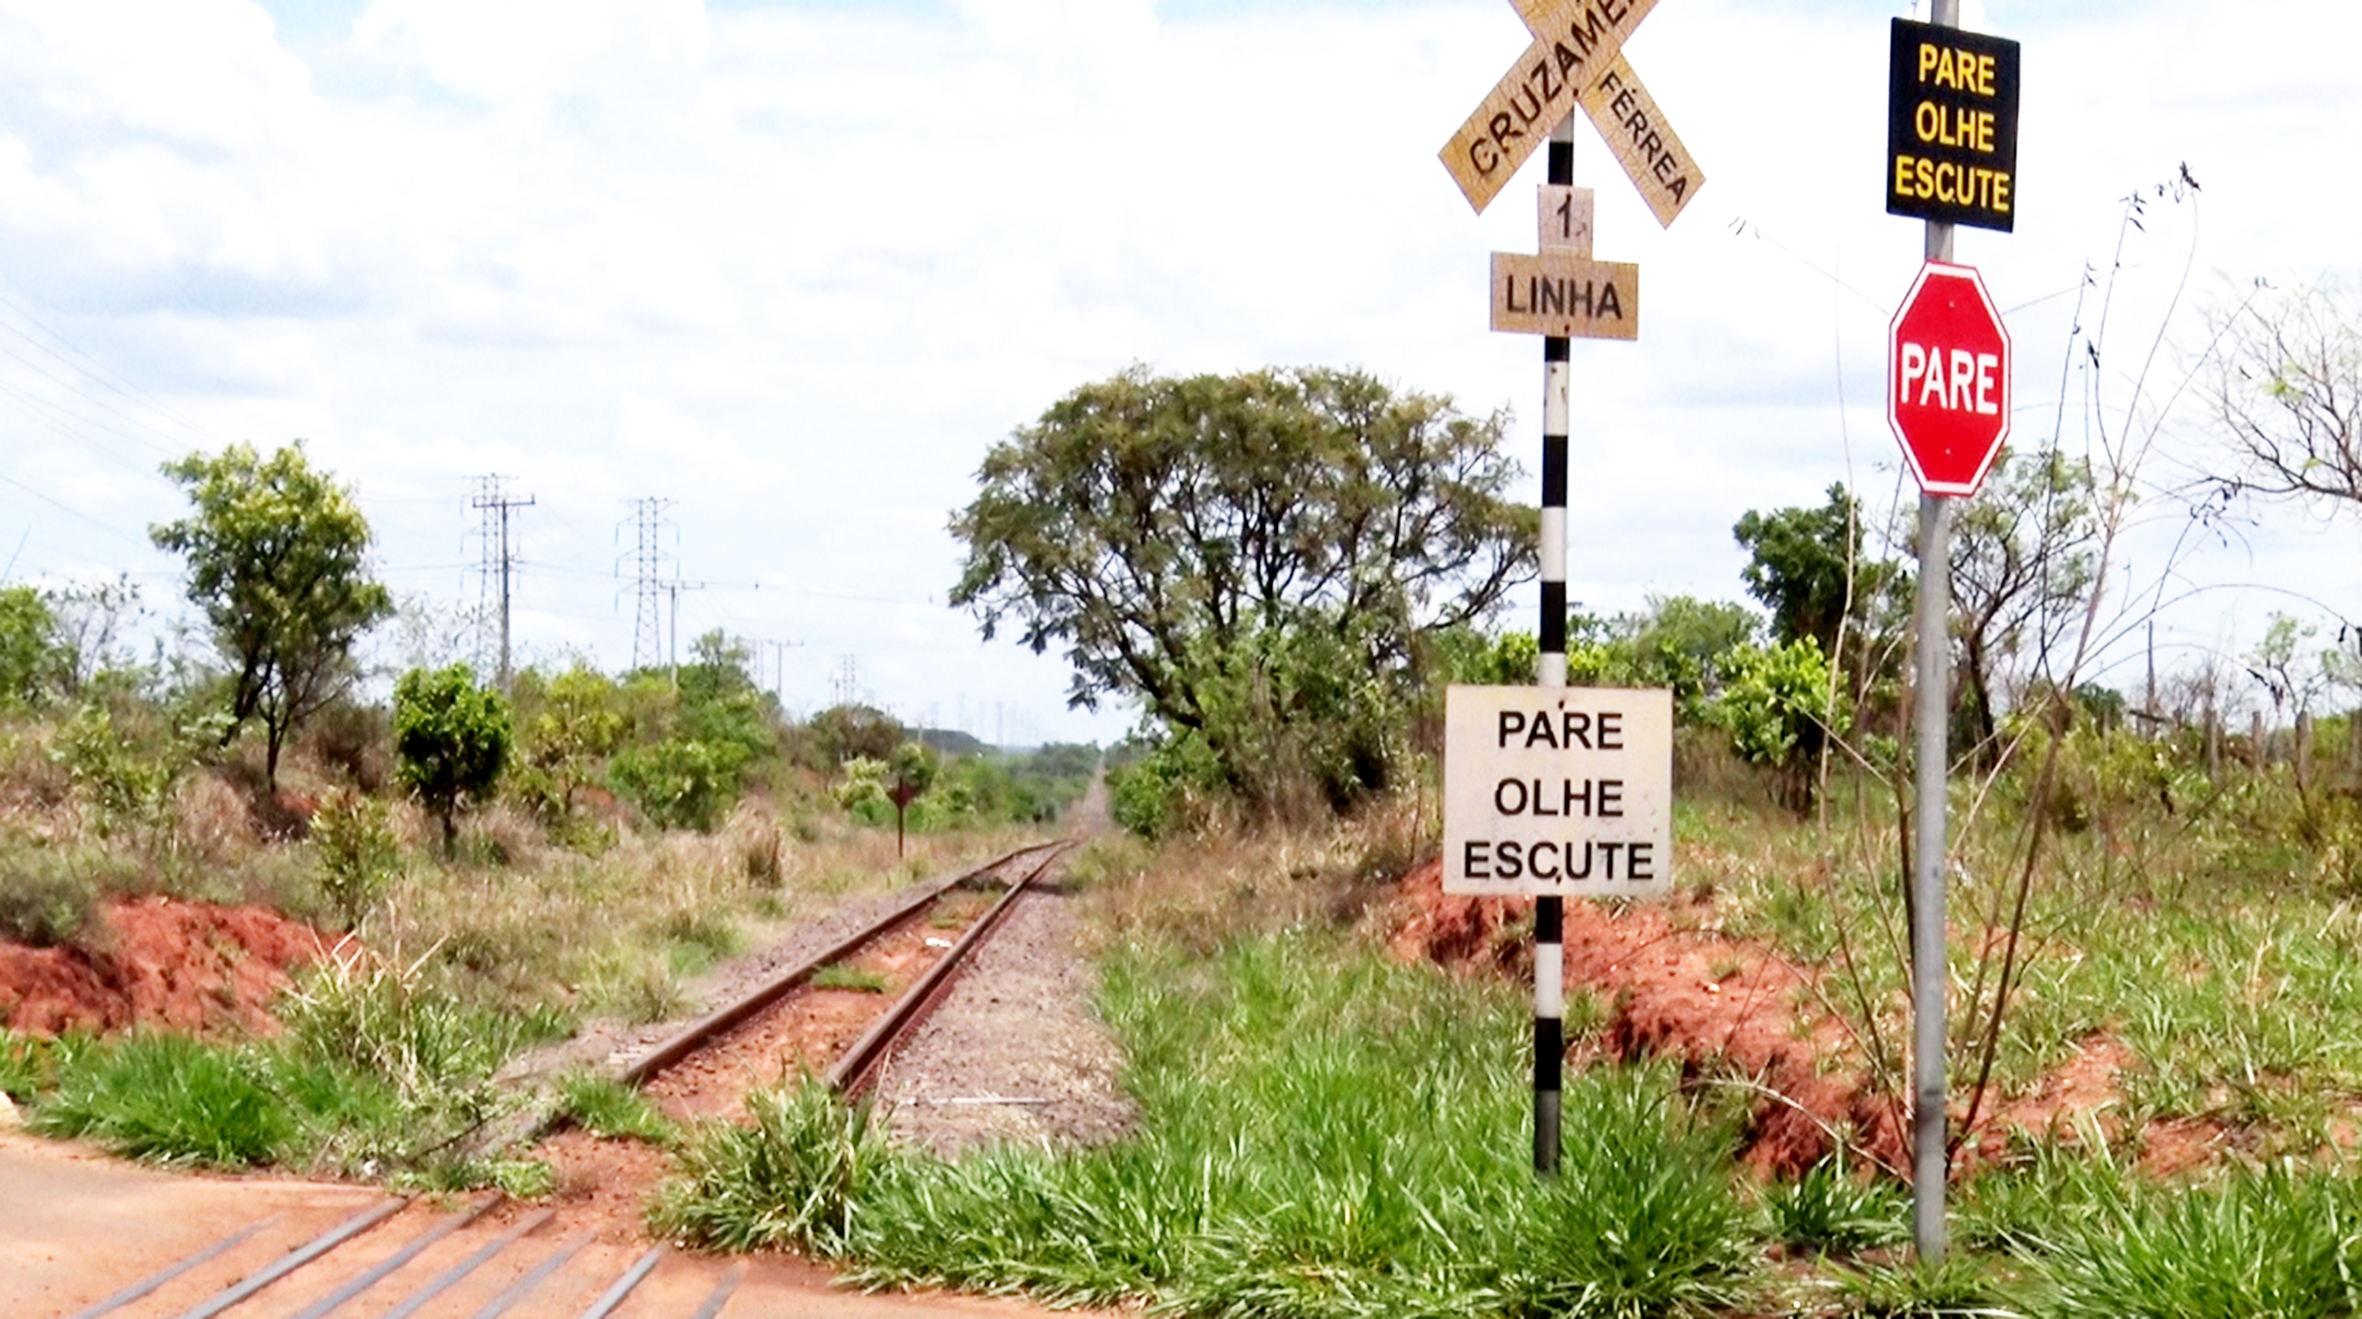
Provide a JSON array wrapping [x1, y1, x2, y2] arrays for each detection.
[[1440, 0, 1704, 224]]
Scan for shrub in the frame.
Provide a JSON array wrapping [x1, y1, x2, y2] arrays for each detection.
[[1712, 638, 1849, 812], [0, 844, 100, 948], [556, 1069, 681, 1146], [393, 664, 512, 852], [612, 737, 744, 832], [312, 789, 399, 928]]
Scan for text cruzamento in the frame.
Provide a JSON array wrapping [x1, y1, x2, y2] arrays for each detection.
[[1440, 0, 1700, 219]]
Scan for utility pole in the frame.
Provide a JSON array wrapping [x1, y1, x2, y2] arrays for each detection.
[[472, 476, 535, 690], [661, 578, 709, 688], [619, 498, 673, 673], [747, 637, 801, 707]]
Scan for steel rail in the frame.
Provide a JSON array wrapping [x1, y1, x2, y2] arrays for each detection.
[[467, 1234, 591, 1319], [171, 1198, 409, 1319], [63, 1215, 284, 1319], [377, 1209, 556, 1319], [825, 840, 1075, 1095], [617, 841, 1067, 1088], [282, 1195, 500, 1319]]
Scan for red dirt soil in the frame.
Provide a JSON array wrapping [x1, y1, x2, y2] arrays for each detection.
[[0, 896, 337, 1037], [1385, 858, 2127, 1179]]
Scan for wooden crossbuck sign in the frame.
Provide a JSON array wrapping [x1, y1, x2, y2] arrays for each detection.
[[1441, 0, 1705, 225]]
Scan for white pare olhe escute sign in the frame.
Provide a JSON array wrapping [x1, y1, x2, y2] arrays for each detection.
[[1443, 685, 1672, 898]]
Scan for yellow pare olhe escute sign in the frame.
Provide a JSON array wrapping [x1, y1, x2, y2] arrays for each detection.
[[1443, 686, 1672, 898]]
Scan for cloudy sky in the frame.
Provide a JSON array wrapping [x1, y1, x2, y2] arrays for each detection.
[[0, 0, 2354, 744]]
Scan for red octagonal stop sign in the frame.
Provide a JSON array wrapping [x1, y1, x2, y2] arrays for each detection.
[[1888, 260, 2011, 497]]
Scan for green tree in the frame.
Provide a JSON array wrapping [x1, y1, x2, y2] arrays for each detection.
[[1943, 447, 2100, 760], [804, 704, 905, 768], [0, 586, 65, 708], [394, 663, 513, 852], [511, 663, 628, 823], [1733, 483, 1901, 658], [150, 443, 393, 788], [951, 365, 1533, 814]]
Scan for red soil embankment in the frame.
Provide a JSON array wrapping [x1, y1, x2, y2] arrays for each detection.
[[0, 897, 335, 1036]]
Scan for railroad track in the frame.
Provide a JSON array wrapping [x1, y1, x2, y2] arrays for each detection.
[[618, 837, 1076, 1099], [52, 839, 1076, 1319]]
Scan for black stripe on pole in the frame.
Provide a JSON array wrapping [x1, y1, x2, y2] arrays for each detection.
[[1541, 435, 1567, 502], [1539, 581, 1567, 654]]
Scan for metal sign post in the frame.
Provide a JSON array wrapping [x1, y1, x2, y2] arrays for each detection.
[[1887, 0, 2023, 1263]]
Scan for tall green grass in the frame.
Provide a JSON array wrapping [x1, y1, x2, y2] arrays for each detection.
[[28, 951, 560, 1181], [2021, 1162, 2362, 1317], [659, 932, 1755, 1319]]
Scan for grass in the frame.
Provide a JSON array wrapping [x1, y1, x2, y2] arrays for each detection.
[[27, 947, 558, 1182], [659, 929, 1756, 1319], [810, 963, 890, 993], [0, 1029, 54, 1099], [1683, 750, 2362, 1154], [554, 1069, 682, 1146], [1760, 1155, 1911, 1257]]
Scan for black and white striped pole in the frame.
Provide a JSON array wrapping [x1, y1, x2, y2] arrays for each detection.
[[1533, 113, 1575, 1176]]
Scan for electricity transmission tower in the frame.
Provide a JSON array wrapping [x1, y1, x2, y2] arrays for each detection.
[[471, 476, 534, 689], [832, 655, 862, 708], [620, 497, 673, 673]]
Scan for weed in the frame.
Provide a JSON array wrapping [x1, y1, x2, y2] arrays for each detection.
[[810, 963, 889, 994], [1761, 1155, 1910, 1256], [927, 892, 990, 929], [555, 1069, 681, 1146], [661, 906, 741, 971], [36, 1033, 295, 1168], [653, 1080, 896, 1254], [660, 931, 1759, 1317], [2025, 1163, 2362, 1316], [414, 1156, 555, 1199], [607, 961, 691, 1025], [312, 788, 399, 928], [0, 1028, 59, 1099], [274, 946, 525, 1175], [1820, 1255, 2024, 1318], [0, 841, 99, 947]]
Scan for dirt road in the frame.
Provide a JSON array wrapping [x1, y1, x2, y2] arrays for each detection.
[[0, 1133, 1098, 1319]]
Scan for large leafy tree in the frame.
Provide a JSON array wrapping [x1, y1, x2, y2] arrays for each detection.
[[150, 442, 394, 788], [951, 365, 1533, 809], [1733, 483, 1900, 656]]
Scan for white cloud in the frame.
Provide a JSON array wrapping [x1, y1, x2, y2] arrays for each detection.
[[353, 0, 709, 109], [0, 0, 2352, 738]]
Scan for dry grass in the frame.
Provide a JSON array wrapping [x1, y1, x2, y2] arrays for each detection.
[[1079, 792, 1436, 958], [369, 807, 1042, 1018]]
